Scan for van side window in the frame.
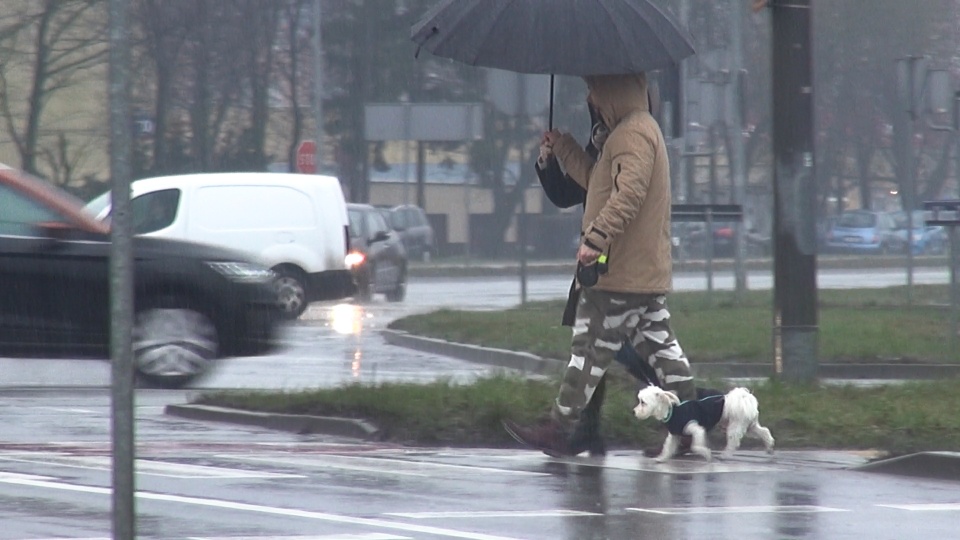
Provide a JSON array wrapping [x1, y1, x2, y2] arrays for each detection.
[[132, 189, 180, 234]]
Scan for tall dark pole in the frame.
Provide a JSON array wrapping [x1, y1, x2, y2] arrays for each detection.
[[770, 0, 818, 383], [108, 0, 136, 538]]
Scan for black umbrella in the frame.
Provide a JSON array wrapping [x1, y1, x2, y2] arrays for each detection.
[[411, 0, 695, 126], [412, 0, 694, 76]]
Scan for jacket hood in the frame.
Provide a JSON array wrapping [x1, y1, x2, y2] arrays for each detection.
[[584, 73, 649, 130]]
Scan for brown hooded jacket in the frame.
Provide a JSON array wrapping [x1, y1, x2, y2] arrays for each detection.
[[552, 73, 672, 293]]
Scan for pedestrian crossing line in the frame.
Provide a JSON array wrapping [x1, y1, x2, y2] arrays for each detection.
[[188, 535, 411, 540], [0, 453, 304, 479], [878, 503, 960, 511], [627, 504, 848, 515], [217, 453, 549, 477], [0, 475, 524, 540], [488, 453, 783, 474], [385, 510, 601, 519]]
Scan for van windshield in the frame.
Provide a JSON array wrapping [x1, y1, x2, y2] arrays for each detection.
[[84, 191, 111, 220]]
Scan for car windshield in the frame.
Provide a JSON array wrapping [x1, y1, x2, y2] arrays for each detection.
[[837, 212, 876, 228]]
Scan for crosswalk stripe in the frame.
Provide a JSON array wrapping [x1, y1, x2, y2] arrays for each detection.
[[878, 503, 960, 511], [385, 510, 600, 519], [627, 505, 848, 515]]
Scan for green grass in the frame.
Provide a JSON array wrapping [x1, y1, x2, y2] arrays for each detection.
[[389, 285, 958, 363], [194, 374, 960, 456], [192, 284, 960, 455]]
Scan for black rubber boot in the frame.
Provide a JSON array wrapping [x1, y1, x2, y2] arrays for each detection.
[[568, 376, 607, 457]]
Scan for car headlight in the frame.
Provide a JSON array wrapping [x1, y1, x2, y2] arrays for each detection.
[[345, 251, 366, 269], [206, 261, 275, 283]]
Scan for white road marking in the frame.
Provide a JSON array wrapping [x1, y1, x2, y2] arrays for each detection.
[[628, 505, 848, 515], [878, 503, 960, 511], [0, 471, 58, 481], [0, 475, 525, 540], [0, 453, 303, 479], [219, 454, 549, 477], [35, 407, 98, 414], [493, 453, 782, 474], [215, 455, 429, 477], [385, 510, 600, 519], [189, 533, 412, 540]]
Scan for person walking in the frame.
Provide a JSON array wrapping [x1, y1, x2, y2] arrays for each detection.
[[506, 73, 696, 457]]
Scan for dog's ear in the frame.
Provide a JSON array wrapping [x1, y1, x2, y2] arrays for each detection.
[[663, 391, 681, 406]]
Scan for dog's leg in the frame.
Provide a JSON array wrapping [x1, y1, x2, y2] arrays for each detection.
[[720, 421, 748, 460], [685, 422, 711, 461], [655, 434, 680, 463], [749, 421, 776, 455]]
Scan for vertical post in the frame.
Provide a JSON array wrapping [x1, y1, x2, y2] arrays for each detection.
[[771, 0, 818, 383], [897, 56, 925, 305], [312, 0, 324, 171], [518, 75, 528, 304], [108, 0, 136, 538], [729, 0, 749, 298], [950, 226, 958, 355], [706, 207, 715, 301], [677, 0, 691, 203]]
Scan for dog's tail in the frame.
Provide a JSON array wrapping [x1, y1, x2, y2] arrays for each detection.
[[724, 387, 760, 421]]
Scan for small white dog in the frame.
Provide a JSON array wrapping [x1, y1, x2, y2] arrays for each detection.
[[633, 386, 775, 462]]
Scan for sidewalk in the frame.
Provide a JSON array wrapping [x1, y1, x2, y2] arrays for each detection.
[[165, 327, 960, 483]]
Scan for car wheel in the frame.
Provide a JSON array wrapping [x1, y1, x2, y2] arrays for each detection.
[[274, 267, 308, 319], [386, 267, 407, 302], [133, 304, 218, 389]]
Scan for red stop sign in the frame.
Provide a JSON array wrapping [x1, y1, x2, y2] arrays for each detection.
[[296, 140, 317, 174]]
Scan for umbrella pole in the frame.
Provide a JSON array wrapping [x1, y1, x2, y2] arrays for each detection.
[[549, 74, 555, 130]]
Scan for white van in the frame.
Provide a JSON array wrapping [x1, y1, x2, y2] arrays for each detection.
[[86, 172, 355, 319]]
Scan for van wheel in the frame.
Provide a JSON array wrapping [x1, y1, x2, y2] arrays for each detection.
[[386, 267, 407, 302], [133, 300, 218, 389], [274, 267, 308, 319]]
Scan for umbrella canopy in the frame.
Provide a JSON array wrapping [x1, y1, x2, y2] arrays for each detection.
[[411, 0, 695, 77]]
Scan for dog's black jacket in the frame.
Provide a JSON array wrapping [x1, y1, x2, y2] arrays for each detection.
[[663, 395, 725, 435]]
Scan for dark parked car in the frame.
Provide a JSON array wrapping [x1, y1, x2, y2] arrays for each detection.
[[0, 167, 283, 388], [380, 204, 435, 261], [346, 203, 408, 302]]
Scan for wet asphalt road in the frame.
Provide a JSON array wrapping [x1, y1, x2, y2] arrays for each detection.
[[2, 389, 960, 540], [0, 268, 957, 539]]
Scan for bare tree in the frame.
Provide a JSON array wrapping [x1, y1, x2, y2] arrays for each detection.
[[0, 0, 107, 179]]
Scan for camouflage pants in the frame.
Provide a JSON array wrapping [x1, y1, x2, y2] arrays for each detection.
[[552, 288, 695, 426]]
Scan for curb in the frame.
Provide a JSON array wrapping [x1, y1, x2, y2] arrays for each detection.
[[853, 451, 960, 482], [381, 329, 960, 382], [164, 404, 380, 440], [381, 329, 563, 376]]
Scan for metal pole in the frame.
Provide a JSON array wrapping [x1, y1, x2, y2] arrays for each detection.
[[950, 226, 958, 355], [706, 207, 714, 301], [313, 0, 324, 172], [678, 0, 691, 203], [729, 0, 749, 298], [770, 0, 818, 383], [518, 75, 528, 304], [108, 0, 135, 538]]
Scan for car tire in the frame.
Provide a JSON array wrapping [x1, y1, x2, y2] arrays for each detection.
[[386, 267, 407, 302], [274, 266, 308, 319], [133, 300, 218, 389]]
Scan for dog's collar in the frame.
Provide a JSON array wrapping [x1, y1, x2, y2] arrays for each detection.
[[661, 405, 674, 423]]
